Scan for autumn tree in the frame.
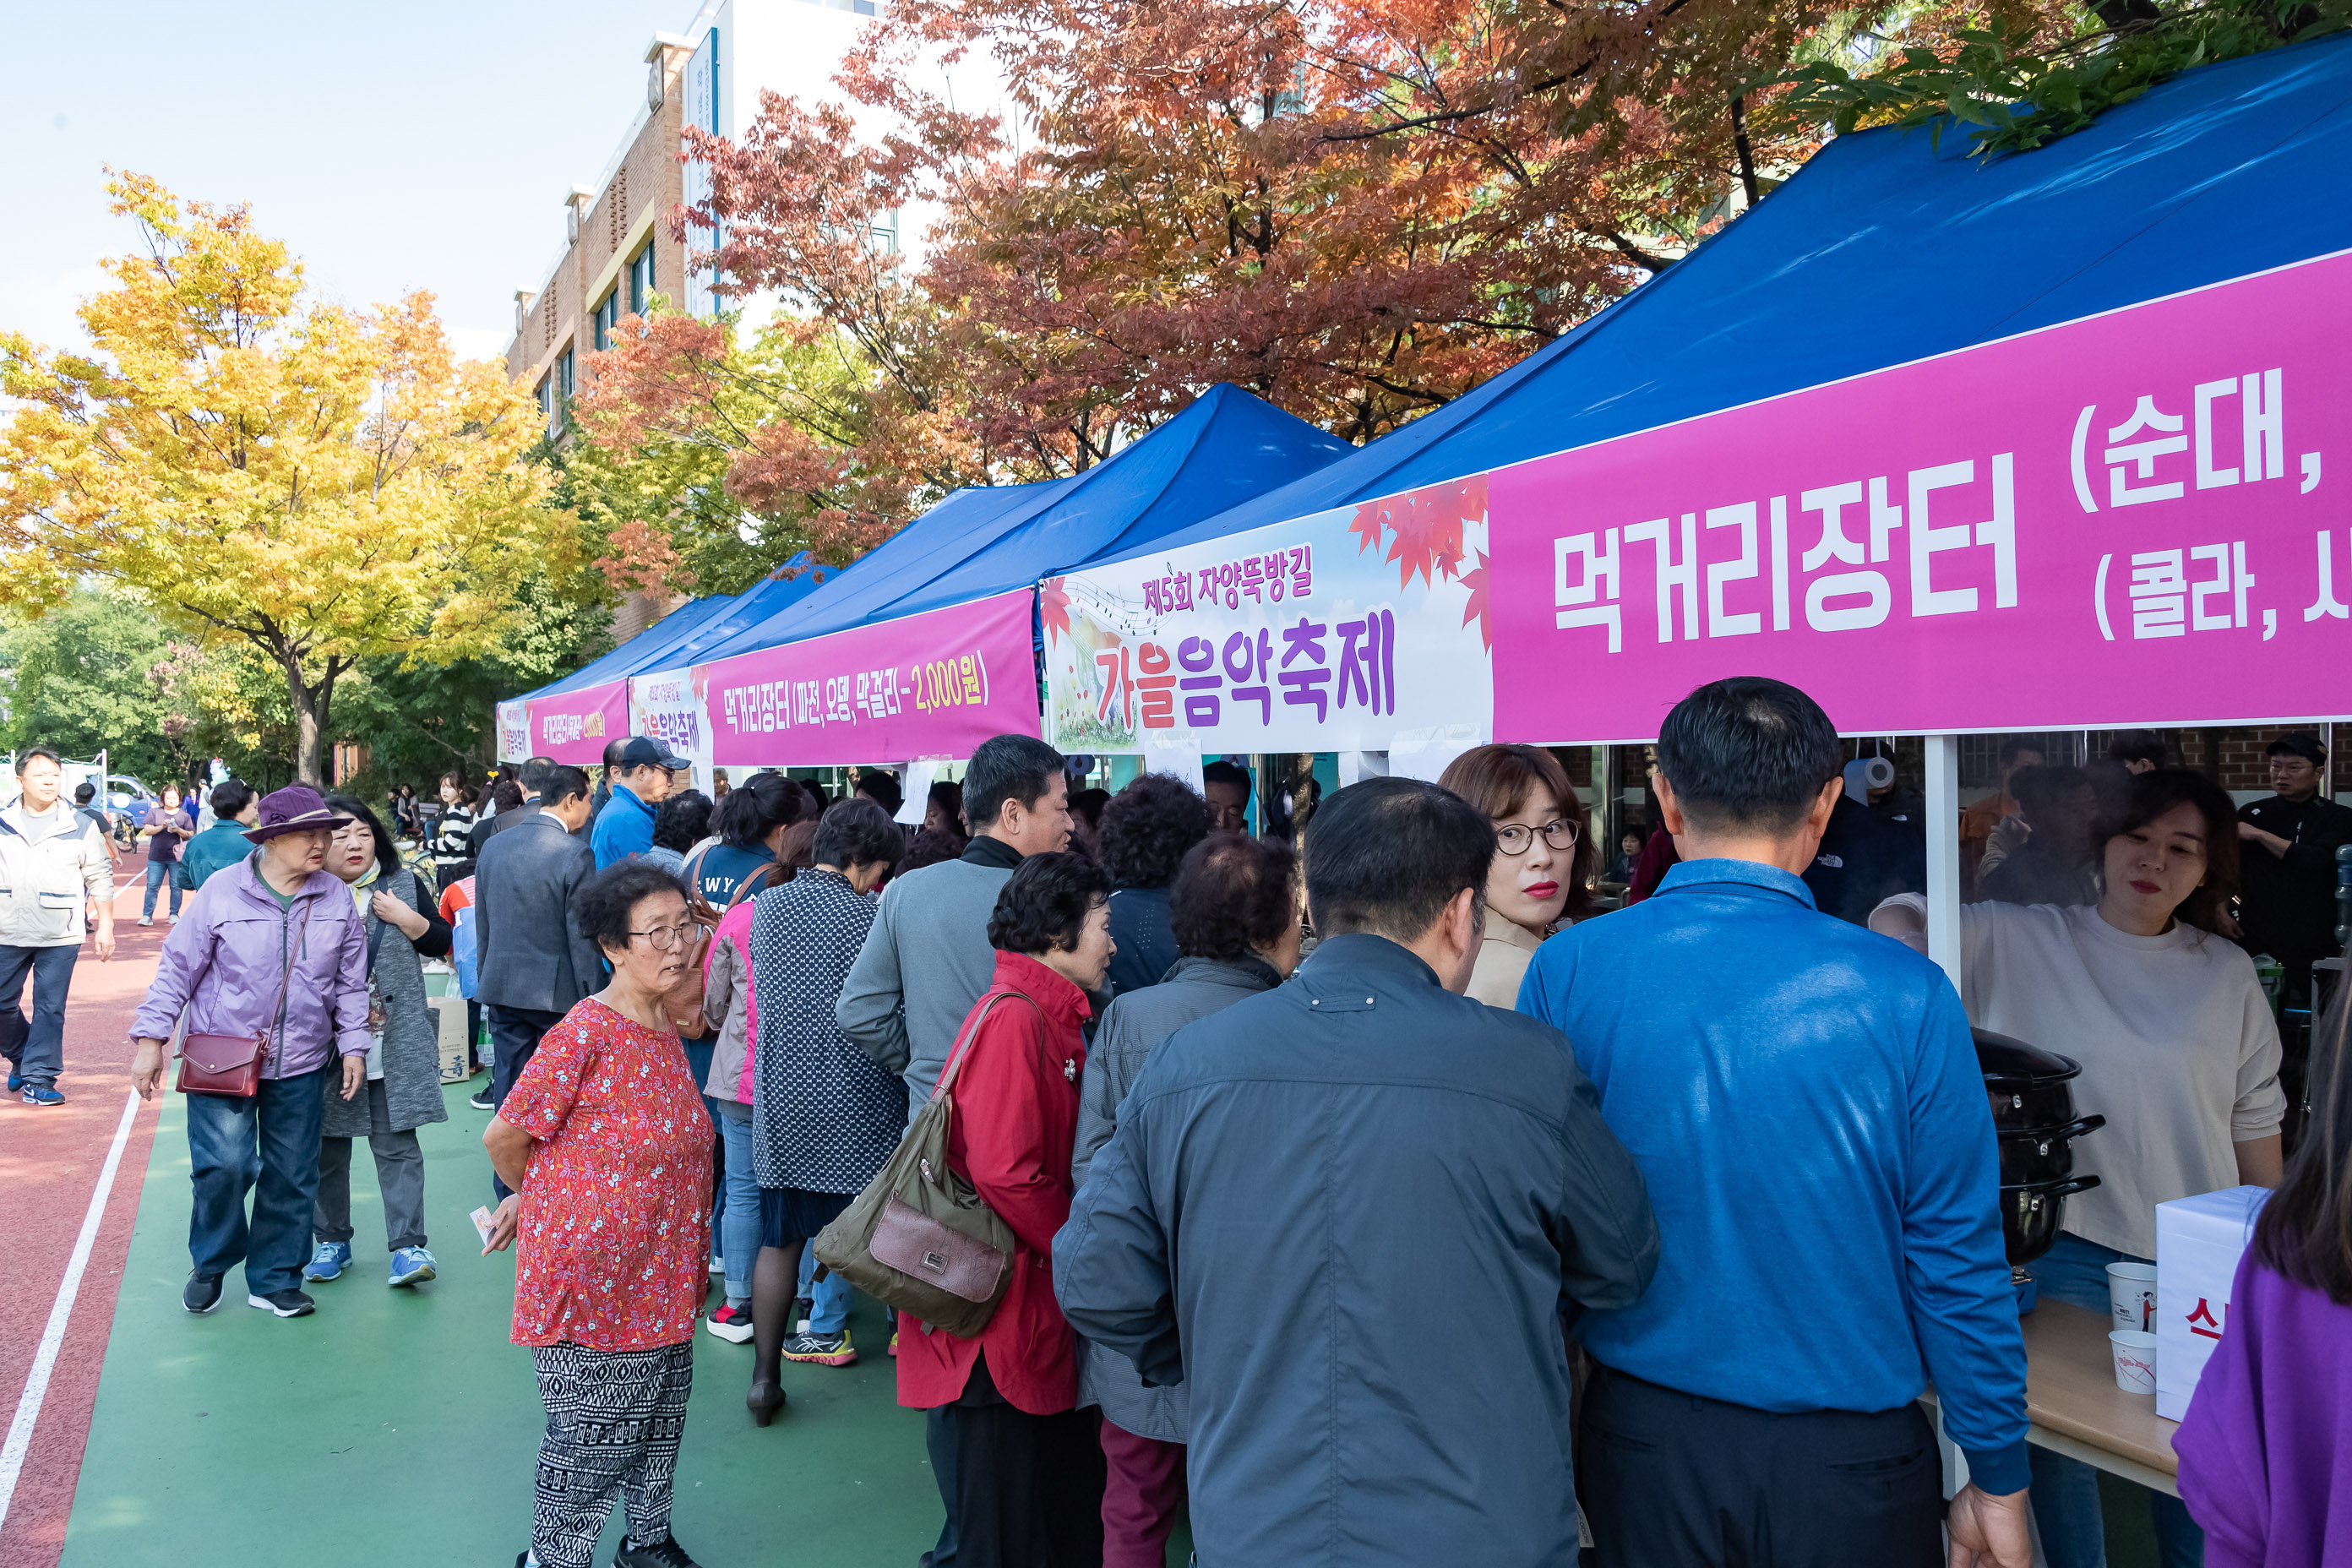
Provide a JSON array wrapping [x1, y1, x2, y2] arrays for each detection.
[[0, 172, 583, 784], [570, 310, 903, 575], [591, 0, 2082, 550]]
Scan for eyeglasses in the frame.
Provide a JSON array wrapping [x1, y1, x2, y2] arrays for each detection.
[[627, 923, 698, 950], [1494, 819, 1579, 855]]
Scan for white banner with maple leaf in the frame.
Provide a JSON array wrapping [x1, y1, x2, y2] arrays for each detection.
[[1043, 476, 1494, 757]]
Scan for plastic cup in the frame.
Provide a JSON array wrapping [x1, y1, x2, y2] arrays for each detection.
[[2110, 1329, 2158, 1394], [2106, 1260, 2159, 1333]]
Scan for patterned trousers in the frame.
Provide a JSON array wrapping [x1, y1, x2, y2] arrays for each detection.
[[531, 1340, 694, 1568]]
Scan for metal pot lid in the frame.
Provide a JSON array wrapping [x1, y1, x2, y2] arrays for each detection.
[[1975, 1028, 2082, 1089]]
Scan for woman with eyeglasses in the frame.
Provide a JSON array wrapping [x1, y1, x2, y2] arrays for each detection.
[[482, 862, 716, 1568], [1438, 745, 1597, 1008]]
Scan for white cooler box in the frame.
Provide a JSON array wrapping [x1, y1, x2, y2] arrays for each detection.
[[2153, 1184, 2268, 1421]]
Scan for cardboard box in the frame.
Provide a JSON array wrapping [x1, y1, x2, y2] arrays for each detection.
[[427, 999, 471, 1085], [2154, 1184, 2268, 1421]]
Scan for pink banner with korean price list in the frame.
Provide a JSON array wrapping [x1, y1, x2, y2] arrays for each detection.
[[1487, 251, 2352, 740], [524, 683, 629, 765], [694, 589, 1041, 765]]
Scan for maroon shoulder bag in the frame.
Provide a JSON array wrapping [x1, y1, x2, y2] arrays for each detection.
[[177, 905, 311, 1099]]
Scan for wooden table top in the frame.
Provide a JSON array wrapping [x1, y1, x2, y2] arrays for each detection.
[[2017, 1298, 2179, 1477]]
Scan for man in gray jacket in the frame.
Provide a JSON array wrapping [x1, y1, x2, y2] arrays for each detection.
[[471, 766, 601, 1195], [836, 732, 1071, 1120], [1056, 776, 1658, 1568], [1071, 830, 1302, 1568]]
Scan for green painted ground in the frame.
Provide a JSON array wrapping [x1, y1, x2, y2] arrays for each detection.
[[63, 1081, 950, 1568]]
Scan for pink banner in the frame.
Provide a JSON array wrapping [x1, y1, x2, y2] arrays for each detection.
[[1489, 253, 2352, 740], [695, 590, 1041, 765], [524, 682, 629, 764]]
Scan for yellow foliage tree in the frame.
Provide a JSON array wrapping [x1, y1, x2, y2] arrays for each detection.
[[0, 172, 580, 783]]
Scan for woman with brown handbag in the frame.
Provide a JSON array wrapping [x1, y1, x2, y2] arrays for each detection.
[[899, 850, 1115, 1568], [130, 784, 372, 1320]]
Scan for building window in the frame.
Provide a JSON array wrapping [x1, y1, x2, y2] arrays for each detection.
[[594, 291, 618, 351], [869, 208, 900, 255], [536, 375, 555, 434], [628, 245, 656, 316], [558, 347, 574, 402]]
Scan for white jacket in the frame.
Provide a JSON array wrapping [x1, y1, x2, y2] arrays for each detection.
[[0, 803, 114, 947]]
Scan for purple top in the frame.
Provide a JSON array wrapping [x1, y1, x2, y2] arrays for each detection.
[[2174, 1244, 2352, 1567], [131, 854, 370, 1077]]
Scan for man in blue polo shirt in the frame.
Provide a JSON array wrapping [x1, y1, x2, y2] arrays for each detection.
[[589, 736, 684, 868], [1519, 677, 2030, 1568]]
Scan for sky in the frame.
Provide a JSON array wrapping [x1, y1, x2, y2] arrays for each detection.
[[0, 0, 709, 363]]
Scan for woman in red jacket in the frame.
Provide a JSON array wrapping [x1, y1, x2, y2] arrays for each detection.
[[900, 850, 1114, 1568]]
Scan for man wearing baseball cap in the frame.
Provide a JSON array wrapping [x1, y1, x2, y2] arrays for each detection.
[[590, 737, 687, 869]]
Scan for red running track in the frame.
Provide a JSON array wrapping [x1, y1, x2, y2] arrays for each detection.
[[0, 872, 170, 1568]]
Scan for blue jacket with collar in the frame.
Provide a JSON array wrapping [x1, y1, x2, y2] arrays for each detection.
[[589, 784, 656, 869], [1519, 858, 2029, 1494], [1055, 932, 1658, 1567]]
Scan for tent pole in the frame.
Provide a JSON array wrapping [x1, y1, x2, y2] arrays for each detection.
[[1925, 733, 1962, 991]]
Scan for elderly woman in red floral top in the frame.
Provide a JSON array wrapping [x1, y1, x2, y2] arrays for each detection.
[[483, 862, 714, 1568]]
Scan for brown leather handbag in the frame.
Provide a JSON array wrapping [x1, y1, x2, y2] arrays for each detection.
[[177, 906, 310, 1099]]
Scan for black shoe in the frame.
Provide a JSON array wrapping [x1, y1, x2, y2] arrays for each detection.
[[746, 1378, 786, 1427], [247, 1288, 315, 1318], [469, 1089, 495, 1111], [182, 1272, 224, 1314], [615, 1538, 703, 1568]]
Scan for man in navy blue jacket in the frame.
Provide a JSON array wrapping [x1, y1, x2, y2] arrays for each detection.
[[1520, 677, 2031, 1568], [1055, 776, 1658, 1567]]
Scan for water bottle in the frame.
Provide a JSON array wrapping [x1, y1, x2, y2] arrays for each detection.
[[2253, 953, 2284, 1013]]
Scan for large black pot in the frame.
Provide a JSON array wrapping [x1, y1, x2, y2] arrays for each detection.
[[1978, 1028, 2088, 1131], [1996, 1115, 2106, 1185], [1997, 1174, 2102, 1266]]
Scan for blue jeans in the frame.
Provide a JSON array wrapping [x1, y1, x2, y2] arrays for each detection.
[[0, 943, 79, 1090], [2028, 1233, 2205, 1568], [142, 859, 182, 919], [185, 1064, 330, 1297], [802, 1244, 848, 1335], [716, 1109, 761, 1307]]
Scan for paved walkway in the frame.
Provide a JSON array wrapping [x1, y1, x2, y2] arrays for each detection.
[[61, 1079, 957, 1567]]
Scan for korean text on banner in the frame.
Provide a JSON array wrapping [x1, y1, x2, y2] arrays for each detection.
[[696, 590, 1039, 767], [629, 667, 711, 790], [1043, 488, 1494, 756], [1489, 252, 2352, 742], [525, 683, 628, 765], [495, 701, 531, 763]]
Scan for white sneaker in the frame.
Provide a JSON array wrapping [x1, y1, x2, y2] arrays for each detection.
[[136, 917, 153, 927]]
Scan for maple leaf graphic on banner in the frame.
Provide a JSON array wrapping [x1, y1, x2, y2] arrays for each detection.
[[1459, 547, 1493, 651], [1039, 578, 1073, 645], [1348, 474, 1488, 591]]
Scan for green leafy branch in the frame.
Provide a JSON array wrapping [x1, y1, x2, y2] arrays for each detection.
[[1751, 2, 2352, 160]]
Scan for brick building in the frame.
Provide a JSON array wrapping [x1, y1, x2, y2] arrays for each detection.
[[500, 0, 999, 647]]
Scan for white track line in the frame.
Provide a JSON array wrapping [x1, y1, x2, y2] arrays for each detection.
[[0, 1088, 141, 1533]]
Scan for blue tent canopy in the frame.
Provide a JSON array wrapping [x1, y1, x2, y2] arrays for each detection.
[[1139, 35, 2352, 553], [512, 552, 838, 703], [516, 592, 738, 705], [691, 384, 1351, 667]]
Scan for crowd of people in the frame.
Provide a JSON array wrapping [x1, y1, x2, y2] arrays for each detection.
[[0, 679, 2340, 1568]]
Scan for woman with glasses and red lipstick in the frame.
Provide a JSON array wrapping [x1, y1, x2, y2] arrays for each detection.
[[1438, 745, 1598, 1009]]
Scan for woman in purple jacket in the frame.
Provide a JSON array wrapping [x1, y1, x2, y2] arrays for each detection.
[[130, 785, 372, 1320], [2176, 955, 2352, 1566]]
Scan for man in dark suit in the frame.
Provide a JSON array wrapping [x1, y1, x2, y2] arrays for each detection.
[[471, 765, 602, 1197]]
